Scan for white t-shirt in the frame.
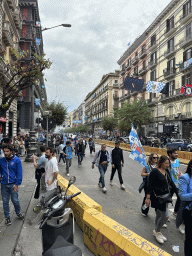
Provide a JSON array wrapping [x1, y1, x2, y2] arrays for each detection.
[[45, 157, 59, 191]]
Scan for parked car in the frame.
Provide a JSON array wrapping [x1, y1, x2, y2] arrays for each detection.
[[119, 137, 129, 143], [187, 143, 192, 152], [166, 139, 189, 151]]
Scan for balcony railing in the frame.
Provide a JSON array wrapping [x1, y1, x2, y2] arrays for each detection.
[[13, 7, 23, 30], [113, 83, 119, 87], [132, 56, 139, 65], [148, 41, 157, 52], [113, 94, 119, 99], [180, 7, 192, 25], [2, 20, 13, 46], [120, 68, 125, 75], [138, 67, 147, 76], [139, 49, 147, 59], [164, 46, 175, 59], [163, 68, 176, 79], [179, 60, 192, 72], [148, 59, 157, 69], [160, 88, 182, 101], [179, 33, 192, 49], [125, 63, 132, 70], [164, 24, 177, 38]]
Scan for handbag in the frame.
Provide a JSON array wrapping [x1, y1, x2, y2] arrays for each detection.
[[138, 178, 147, 193], [154, 173, 172, 204]]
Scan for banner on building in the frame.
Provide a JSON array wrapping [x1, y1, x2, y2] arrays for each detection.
[[124, 77, 144, 92], [184, 58, 192, 69], [36, 21, 41, 27], [146, 81, 165, 93], [73, 120, 82, 124], [181, 84, 192, 96], [36, 38, 41, 45], [35, 98, 40, 106]]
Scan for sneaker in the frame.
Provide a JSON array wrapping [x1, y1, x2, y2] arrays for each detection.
[[102, 187, 107, 193], [17, 213, 24, 220], [162, 224, 167, 228], [33, 206, 41, 214], [67, 173, 69, 177], [159, 232, 167, 242], [110, 180, 113, 186], [153, 230, 164, 244], [121, 184, 126, 190], [98, 182, 102, 188], [166, 217, 170, 222], [141, 212, 148, 217], [172, 212, 177, 218], [5, 217, 12, 226], [179, 224, 185, 234]]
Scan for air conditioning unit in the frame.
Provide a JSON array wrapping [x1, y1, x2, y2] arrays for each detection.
[[174, 113, 179, 117]]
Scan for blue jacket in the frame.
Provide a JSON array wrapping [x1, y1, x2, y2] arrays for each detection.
[[0, 155, 23, 185]]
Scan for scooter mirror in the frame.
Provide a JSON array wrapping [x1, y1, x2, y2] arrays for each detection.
[[68, 176, 76, 186]]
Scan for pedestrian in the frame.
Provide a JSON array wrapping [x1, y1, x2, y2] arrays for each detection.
[[89, 138, 95, 155], [76, 139, 85, 167], [167, 148, 182, 218], [32, 145, 47, 199], [82, 137, 87, 155], [44, 147, 59, 191], [110, 141, 126, 190], [140, 153, 158, 216], [92, 143, 111, 193], [19, 137, 25, 156], [145, 155, 178, 244], [63, 140, 73, 176], [0, 144, 24, 225], [178, 159, 192, 256], [58, 141, 65, 164]]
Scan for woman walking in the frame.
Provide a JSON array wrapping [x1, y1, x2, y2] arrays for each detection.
[[178, 159, 192, 256], [141, 153, 158, 216], [145, 155, 177, 244]]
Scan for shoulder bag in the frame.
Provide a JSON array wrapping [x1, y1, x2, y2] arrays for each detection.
[[154, 173, 172, 204]]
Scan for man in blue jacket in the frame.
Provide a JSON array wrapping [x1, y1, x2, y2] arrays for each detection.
[[0, 144, 24, 226]]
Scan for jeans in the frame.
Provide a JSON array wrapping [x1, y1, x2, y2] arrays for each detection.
[[98, 164, 108, 188], [90, 146, 93, 154], [141, 181, 149, 215], [1, 184, 21, 218], [58, 153, 65, 163], [78, 152, 83, 165], [110, 163, 123, 184], [155, 209, 166, 232], [183, 209, 192, 256], [66, 159, 72, 174]]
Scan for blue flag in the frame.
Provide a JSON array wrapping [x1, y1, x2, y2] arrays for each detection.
[[129, 124, 146, 167], [124, 77, 144, 92]]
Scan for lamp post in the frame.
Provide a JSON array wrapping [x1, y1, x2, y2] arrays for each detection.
[[25, 23, 71, 162]]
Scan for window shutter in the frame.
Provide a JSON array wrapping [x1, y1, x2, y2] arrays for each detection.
[[173, 80, 175, 90], [182, 75, 185, 85]]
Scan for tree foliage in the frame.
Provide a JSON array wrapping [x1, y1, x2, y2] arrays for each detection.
[[101, 116, 116, 134], [64, 124, 87, 133], [114, 99, 151, 133], [0, 49, 52, 116], [46, 101, 67, 128]]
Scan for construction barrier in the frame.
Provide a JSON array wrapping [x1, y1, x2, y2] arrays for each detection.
[[83, 208, 172, 256], [57, 175, 102, 231], [95, 139, 192, 165]]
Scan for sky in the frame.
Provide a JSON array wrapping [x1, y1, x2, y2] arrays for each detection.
[[38, 0, 170, 113]]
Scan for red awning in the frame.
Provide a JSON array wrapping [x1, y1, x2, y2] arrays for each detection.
[[0, 117, 6, 122]]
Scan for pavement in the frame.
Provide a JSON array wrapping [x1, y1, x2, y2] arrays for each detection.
[[0, 156, 93, 256]]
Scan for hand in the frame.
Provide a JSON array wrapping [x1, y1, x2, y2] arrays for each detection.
[[13, 185, 18, 192], [92, 164, 94, 169], [145, 198, 150, 206], [47, 180, 53, 186], [122, 163, 124, 167], [112, 164, 115, 168], [101, 161, 107, 165], [66, 154, 69, 157]]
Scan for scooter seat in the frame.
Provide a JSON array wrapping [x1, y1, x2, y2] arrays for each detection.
[[43, 235, 82, 256]]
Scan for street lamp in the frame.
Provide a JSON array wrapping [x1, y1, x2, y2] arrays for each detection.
[[41, 24, 72, 32], [43, 110, 52, 147]]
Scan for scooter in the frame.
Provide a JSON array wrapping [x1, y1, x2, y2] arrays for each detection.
[[35, 176, 82, 256]]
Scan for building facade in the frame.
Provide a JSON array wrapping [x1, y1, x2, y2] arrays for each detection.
[[0, 0, 22, 137], [18, 0, 47, 133], [84, 72, 120, 134], [118, 0, 192, 139]]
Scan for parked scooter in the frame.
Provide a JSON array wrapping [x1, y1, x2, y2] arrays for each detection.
[[34, 176, 82, 256]]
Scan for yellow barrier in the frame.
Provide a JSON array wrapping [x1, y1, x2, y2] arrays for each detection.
[[83, 208, 171, 256], [95, 140, 192, 165], [57, 175, 102, 231]]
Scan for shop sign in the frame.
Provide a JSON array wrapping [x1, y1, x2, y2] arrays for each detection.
[[0, 117, 6, 122]]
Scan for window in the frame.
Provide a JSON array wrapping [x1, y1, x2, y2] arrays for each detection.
[[186, 102, 191, 112], [167, 58, 175, 71], [128, 58, 131, 66], [150, 51, 157, 62], [169, 80, 175, 96], [142, 44, 145, 53], [151, 34, 156, 46], [182, 74, 192, 84], [168, 38, 174, 50], [183, 1, 192, 17], [186, 23, 191, 38], [150, 70, 156, 81], [166, 16, 174, 32], [168, 106, 173, 116], [143, 60, 146, 69], [134, 66, 138, 75], [183, 47, 192, 61], [135, 52, 138, 57]]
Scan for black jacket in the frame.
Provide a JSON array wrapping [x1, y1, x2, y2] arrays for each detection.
[[111, 147, 124, 165]]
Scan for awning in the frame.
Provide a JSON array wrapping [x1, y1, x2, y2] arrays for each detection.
[[0, 117, 6, 122]]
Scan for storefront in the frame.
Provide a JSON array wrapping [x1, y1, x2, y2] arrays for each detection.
[[164, 121, 181, 139], [0, 117, 6, 134], [182, 119, 192, 139]]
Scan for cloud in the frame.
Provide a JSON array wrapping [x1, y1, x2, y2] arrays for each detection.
[[38, 0, 169, 112]]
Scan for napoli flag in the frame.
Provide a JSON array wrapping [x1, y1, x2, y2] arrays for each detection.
[[146, 81, 165, 93], [129, 124, 146, 167]]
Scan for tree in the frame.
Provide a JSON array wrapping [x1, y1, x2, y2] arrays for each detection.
[[46, 101, 67, 128], [101, 116, 116, 135], [115, 99, 151, 133], [0, 49, 52, 117]]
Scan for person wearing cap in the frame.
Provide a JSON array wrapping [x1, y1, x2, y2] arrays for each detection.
[[110, 141, 125, 190]]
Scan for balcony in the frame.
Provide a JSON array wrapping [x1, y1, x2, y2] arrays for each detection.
[[125, 63, 132, 71], [7, 0, 17, 10], [2, 20, 13, 46], [160, 88, 183, 103], [180, 8, 192, 25], [119, 94, 128, 101], [132, 56, 139, 65], [133, 72, 138, 78], [138, 67, 147, 76], [179, 33, 192, 49], [120, 68, 125, 76], [185, 112, 192, 118], [113, 83, 119, 87], [163, 68, 176, 79], [164, 24, 177, 38], [139, 49, 147, 59], [148, 59, 157, 69], [113, 94, 119, 100], [148, 41, 157, 52], [164, 46, 175, 59], [179, 60, 192, 72], [12, 7, 23, 30]]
